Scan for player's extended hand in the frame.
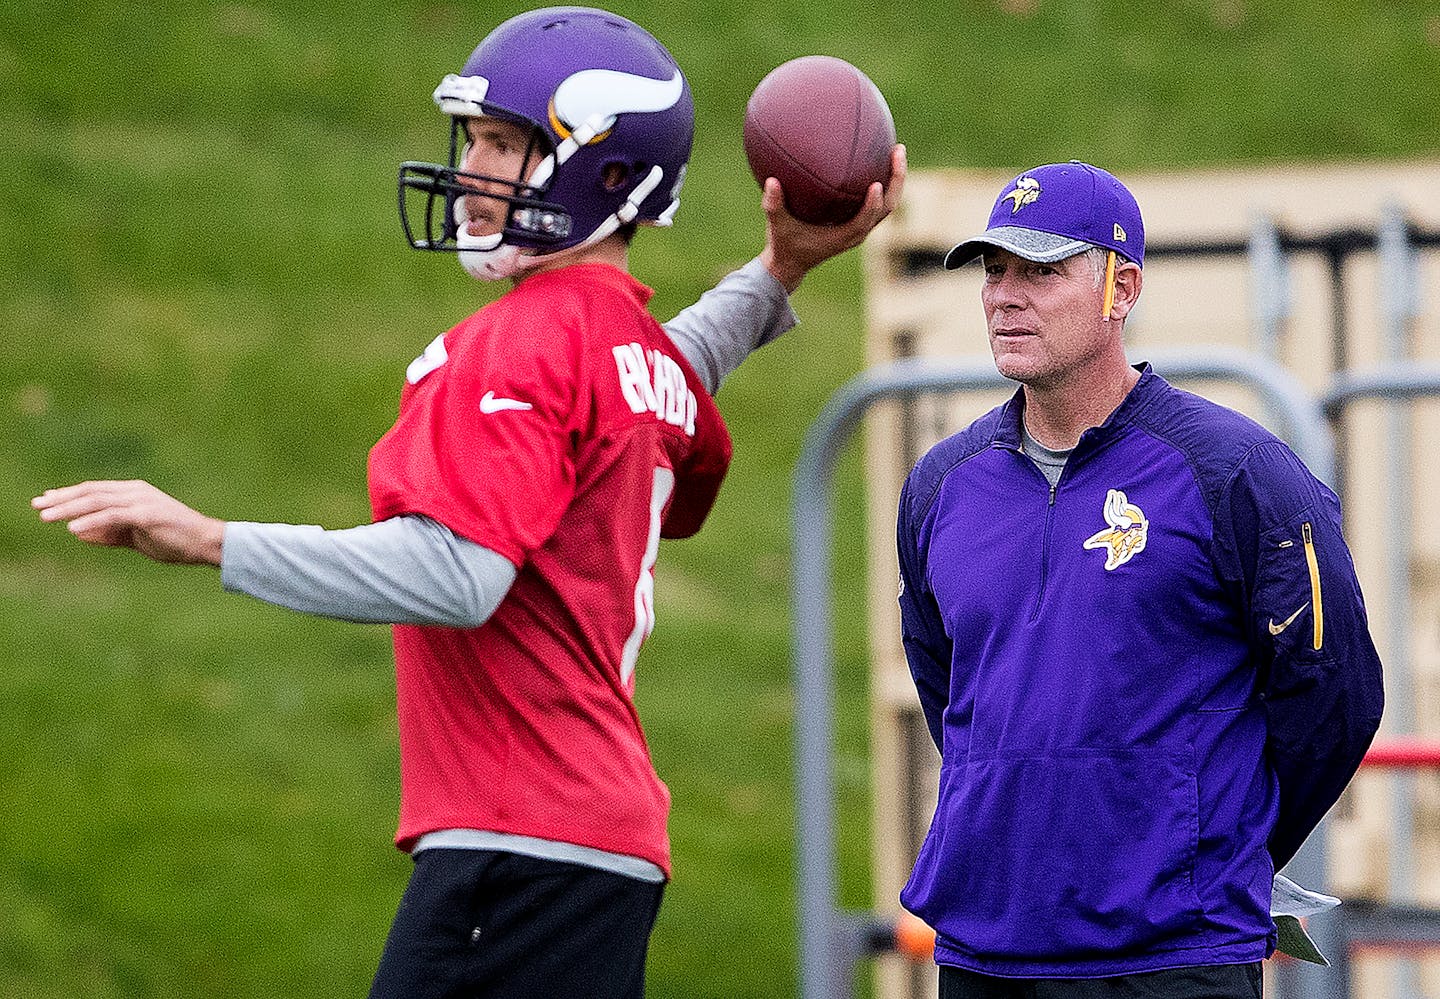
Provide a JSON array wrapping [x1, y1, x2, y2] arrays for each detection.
[[759, 142, 907, 293], [32, 480, 225, 566]]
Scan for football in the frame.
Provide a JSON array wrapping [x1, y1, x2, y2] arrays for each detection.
[[742, 55, 896, 226]]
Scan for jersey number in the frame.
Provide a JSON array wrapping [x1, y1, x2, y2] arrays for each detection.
[[620, 467, 675, 686], [406, 333, 448, 384]]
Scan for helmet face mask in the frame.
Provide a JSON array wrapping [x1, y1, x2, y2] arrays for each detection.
[[397, 7, 694, 280], [399, 117, 572, 253]]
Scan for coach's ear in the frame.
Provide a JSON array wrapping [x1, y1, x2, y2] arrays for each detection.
[[1109, 259, 1143, 323]]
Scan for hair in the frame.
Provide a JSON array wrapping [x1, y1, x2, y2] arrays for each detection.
[[1078, 245, 1111, 289]]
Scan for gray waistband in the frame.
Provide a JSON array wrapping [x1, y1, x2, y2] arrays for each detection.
[[412, 829, 666, 883]]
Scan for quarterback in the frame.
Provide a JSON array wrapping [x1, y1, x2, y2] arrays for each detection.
[[34, 7, 903, 997]]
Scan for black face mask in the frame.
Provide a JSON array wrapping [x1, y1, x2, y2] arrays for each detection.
[[397, 116, 570, 253]]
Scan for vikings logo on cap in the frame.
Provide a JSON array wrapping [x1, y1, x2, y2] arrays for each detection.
[[1001, 176, 1041, 214], [942, 162, 1145, 270], [1083, 489, 1149, 570]]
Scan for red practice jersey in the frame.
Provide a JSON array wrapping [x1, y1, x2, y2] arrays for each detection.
[[367, 263, 732, 874]]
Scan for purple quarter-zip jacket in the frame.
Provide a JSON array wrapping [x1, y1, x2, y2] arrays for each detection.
[[896, 364, 1382, 978]]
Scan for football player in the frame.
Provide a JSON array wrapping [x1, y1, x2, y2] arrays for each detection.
[[34, 7, 904, 997]]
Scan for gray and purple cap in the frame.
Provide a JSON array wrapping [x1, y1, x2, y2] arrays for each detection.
[[943, 161, 1145, 269]]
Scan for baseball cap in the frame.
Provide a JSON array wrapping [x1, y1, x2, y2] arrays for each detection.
[[943, 161, 1145, 269]]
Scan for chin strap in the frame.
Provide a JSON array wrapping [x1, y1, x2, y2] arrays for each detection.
[[655, 196, 681, 226], [581, 165, 665, 246], [457, 165, 671, 283], [528, 112, 608, 189], [450, 99, 680, 283]]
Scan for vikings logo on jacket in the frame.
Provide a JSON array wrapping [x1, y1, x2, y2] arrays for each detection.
[[1083, 488, 1148, 570]]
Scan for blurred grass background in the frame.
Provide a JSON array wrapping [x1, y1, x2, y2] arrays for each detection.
[[2, 1, 1439, 996]]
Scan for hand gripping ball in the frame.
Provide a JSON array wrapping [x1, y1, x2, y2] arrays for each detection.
[[742, 55, 896, 225]]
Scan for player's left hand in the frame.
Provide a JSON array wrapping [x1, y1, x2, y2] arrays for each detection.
[[760, 142, 907, 293], [32, 480, 225, 566]]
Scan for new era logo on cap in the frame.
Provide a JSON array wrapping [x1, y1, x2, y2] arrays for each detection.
[[943, 161, 1145, 270]]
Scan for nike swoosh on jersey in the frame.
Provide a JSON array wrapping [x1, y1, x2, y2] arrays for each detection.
[[479, 391, 534, 414], [1268, 601, 1311, 636]]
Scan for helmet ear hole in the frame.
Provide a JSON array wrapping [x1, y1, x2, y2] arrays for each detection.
[[601, 160, 629, 193]]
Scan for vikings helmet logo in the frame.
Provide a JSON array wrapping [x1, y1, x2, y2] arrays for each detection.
[[1083, 489, 1148, 570], [1001, 176, 1041, 214], [548, 68, 686, 144]]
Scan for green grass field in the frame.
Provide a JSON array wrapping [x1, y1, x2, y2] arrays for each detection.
[[3, 2, 1439, 996]]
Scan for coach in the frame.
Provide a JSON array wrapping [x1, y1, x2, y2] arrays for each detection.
[[896, 161, 1383, 998]]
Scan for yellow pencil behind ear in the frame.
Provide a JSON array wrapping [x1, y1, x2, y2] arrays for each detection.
[[1101, 250, 1116, 321]]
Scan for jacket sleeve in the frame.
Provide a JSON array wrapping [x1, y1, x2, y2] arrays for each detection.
[[1215, 441, 1384, 870], [897, 471, 952, 751]]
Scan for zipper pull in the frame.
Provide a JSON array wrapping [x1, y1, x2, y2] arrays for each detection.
[[1049, 483, 1057, 506], [1301, 522, 1323, 651]]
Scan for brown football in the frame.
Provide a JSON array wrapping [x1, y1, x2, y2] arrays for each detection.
[[742, 55, 896, 226]]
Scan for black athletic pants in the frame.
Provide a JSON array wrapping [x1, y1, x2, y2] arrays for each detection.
[[940, 962, 1263, 999], [368, 848, 665, 999]]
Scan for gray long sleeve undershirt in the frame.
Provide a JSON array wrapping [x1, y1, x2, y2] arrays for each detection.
[[221, 258, 796, 627], [221, 516, 518, 628], [663, 256, 796, 395]]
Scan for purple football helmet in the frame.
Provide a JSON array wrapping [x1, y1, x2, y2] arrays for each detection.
[[398, 7, 694, 280]]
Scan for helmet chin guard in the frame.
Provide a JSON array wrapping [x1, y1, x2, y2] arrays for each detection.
[[397, 7, 694, 281], [455, 226, 533, 281]]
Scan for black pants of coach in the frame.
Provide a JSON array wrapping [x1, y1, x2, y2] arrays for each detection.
[[940, 963, 1264, 999], [369, 848, 665, 999]]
